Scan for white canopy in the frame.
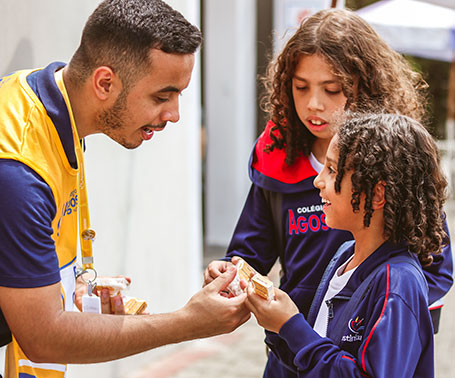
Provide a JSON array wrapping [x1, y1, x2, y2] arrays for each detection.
[[357, 0, 455, 62]]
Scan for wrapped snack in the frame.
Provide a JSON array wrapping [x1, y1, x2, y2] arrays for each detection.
[[227, 258, 257, 296], [251, 273, 275, 301], [95, 277, 148, 314], [94, 277, 130, 295], [124, 297, 148, 315]]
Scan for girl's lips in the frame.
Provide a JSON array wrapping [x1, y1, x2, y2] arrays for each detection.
[[322, 203, 331, 212], [307, 117, 329, 131], [321, 198, 331, 212]]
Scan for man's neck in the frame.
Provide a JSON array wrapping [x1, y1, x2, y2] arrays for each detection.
[[61, 66, 94, 139]]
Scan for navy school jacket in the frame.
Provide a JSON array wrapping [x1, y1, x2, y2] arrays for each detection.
[[224, 121, 453, 377], [274, 240, 434, 377]]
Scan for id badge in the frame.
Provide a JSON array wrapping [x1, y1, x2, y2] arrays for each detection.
[[80, 269, 101, 314]]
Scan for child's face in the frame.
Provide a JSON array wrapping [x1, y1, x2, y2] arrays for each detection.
[[313, 135, 364, 232], [292, 54, 347, 144]]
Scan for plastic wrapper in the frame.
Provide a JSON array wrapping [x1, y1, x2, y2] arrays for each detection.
[[94, 277, 130, 295], [94, 277, 147, 314], [227, 259, 257, 296], [227, 258, 274, 300]]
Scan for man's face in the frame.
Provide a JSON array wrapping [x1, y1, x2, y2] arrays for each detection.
[[96, 49, 195, 149]]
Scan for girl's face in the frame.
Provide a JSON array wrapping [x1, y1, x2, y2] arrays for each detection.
[[313, 135, 364, 233], [292, 54, 347, 144]]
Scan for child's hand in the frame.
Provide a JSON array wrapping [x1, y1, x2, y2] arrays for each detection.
[[244, 284, 299, 333]]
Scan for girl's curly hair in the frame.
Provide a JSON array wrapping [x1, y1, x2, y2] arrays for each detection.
[[262, 8, 428, 166], [335, 113, 447, 266]]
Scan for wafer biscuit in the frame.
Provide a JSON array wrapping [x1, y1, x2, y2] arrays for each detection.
[[251, 273, 275, 300], [124, 297, 148, 315]]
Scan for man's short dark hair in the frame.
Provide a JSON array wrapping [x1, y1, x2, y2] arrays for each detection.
[[68, 0, 202, 87]]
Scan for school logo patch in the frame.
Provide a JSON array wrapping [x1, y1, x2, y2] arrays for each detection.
[[342, 316, 365, 342], [348, 317, 365, 334]]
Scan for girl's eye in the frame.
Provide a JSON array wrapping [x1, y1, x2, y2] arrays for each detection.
[[295, 86, 308, 91], [326, 89, 342, 95], [328, 166, 336, 174]]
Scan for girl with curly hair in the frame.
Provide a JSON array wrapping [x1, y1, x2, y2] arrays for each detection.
[[244, 113, 446, 377], [204, 8, 453, 377]]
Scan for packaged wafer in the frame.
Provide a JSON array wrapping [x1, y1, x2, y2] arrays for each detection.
[[251, 273, 275, 301], [123, 297, 148, 315], [94, 277, 147, 314], [227, 258, 257, 296]]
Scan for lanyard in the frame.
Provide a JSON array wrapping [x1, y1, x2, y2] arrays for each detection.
[[54, 69, 95, 271]]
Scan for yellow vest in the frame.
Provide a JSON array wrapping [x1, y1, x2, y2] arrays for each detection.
[[0, 66, 80, 378]]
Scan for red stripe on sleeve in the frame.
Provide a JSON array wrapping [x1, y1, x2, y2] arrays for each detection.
[[341, 356, 370, 377]]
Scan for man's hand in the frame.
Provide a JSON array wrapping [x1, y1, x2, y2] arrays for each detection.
[[182, 266, 251, 338], [74, 275, 131, 314], [0, 269, 248, 364], [203, 256, 242, 287], [244, 285, 298, 334]]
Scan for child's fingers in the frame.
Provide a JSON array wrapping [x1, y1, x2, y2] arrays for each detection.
[[245, 283, 265, 310], [203, 260, 231, 287], [231, 256, 242, 265]]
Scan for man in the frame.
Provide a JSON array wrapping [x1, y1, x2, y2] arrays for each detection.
[[0, 1, 250, 377]]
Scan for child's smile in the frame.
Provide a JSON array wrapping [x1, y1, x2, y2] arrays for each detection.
[[314, 135, 363, 233]]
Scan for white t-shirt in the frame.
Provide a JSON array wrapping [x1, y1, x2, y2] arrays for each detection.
[[313, 256, 357, 337]]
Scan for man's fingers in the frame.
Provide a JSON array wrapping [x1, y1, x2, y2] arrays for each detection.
[[111, 294, 125, 315], [100, 288, 111, 314], [203, 269, 214, 287], [207, 266, 237, 293]]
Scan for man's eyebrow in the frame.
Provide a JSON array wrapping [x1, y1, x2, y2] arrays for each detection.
[[157, 86, 180, 93]]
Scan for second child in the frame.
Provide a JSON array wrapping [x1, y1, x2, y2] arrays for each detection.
[[244, 113, 446, 377]]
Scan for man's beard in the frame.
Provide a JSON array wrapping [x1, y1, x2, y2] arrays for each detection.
[[95, 90, 138, 149]]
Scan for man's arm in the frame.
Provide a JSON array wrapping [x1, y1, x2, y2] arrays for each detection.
[[0, 266, 250, 364]]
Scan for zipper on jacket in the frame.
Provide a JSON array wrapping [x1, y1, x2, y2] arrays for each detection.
[[325, 299, 334, 336]]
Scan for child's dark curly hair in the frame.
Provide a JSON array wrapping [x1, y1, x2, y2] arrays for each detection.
[[335, 113, 447, 266], [262, 8, 428, 166]]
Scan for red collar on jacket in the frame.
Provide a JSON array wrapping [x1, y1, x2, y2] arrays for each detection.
[[252, 120, 318, 184]]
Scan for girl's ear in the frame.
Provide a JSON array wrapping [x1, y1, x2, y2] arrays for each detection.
[[372, 181, 386, 210]]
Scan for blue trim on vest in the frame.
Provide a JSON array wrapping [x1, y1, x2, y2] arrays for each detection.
[[26, 62, 77, 169], [60, 255, 77, 271]]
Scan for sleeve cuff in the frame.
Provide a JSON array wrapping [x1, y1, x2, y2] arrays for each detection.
[[279, 313, 322, 354]]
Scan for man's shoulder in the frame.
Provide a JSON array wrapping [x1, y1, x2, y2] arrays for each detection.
[[0, 159, 55, 209]]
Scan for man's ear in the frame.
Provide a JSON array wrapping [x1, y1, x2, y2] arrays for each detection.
[[92, 66, 120, 101], [372, 181, 386, 210]]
